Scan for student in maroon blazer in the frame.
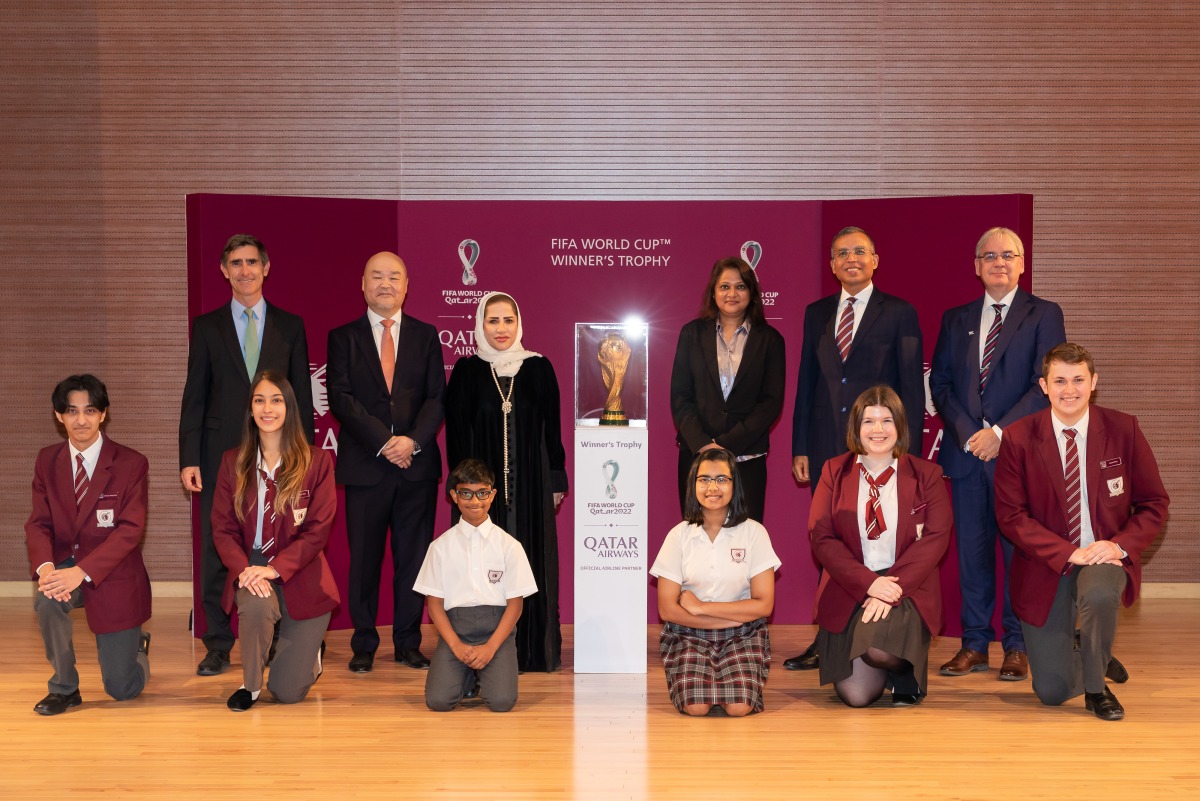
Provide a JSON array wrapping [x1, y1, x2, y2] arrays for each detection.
[[994, 343, 1168, 721], [25, 374, 151, 716], [211, 371, 339, 712], [810, 386, 952, 707]]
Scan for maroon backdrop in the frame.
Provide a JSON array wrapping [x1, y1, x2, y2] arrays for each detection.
[[186, 193, 1032, 637]]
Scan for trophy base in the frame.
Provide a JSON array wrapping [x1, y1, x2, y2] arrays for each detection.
[[599, 410, 629, 426]]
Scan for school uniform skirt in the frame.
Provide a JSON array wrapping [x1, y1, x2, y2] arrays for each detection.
[[815, 598, 930, 695], [659, 617, 770, 712]]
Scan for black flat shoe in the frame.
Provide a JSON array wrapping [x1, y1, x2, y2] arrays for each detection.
[[227, 688, 258, 712], [34, 690, 82, 716], [891, 692, 922, 707], [139, 632, 151, 656]]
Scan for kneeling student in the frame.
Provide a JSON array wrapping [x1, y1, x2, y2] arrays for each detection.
[[26, 374, 152, 716], [414, 459, 537, 712]]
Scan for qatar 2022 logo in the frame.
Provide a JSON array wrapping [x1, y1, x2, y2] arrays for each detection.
[[458, 239, 480, 286]]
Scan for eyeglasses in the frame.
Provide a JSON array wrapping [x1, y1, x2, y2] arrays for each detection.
[[834, 247, 874, 260], [977, 251, 1022, 264], [695, 475, 733, 487], [453, 488, 496, 500]]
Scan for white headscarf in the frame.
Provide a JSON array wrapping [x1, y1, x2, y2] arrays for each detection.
[[473, 292, 541, 377]]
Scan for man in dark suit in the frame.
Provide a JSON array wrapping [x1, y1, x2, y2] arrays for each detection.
[[785, 226, 925, 670], [26, 374, 152, 715], [180, 234, 314, 676], [327, 251, 446, 673], [930, 227, 1066, 682], [994, 343, 1168, 720]]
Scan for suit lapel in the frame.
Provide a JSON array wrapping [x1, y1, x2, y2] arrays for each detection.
[[218, 304, 251, 383], [963, 300, 985, 419], [1034, 412, 1070, 527], [727, 323, 765, 397], [895, 456, 917, 550], [990, 290, 1032, 369], [835, 458, 866, 564], [1084, 409, 1106, 533], [848, 291, 884, 362], [702, 322, 722, 395], [260, 301, 287, 368], [354, 315, 390, 396]]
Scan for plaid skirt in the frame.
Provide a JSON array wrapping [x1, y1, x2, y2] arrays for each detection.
[[659, 618, 771, 713]]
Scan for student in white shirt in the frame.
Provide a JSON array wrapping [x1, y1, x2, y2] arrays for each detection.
[[414, 459, 537, 712], [650, 448, 781, 716]]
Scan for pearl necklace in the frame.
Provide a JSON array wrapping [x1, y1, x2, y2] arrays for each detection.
[[491, 367, 515, 500]]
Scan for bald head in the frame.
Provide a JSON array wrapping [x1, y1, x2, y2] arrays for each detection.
[[362, 251, 409, 317]]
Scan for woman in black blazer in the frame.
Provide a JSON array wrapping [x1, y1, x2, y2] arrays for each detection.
[[669, 256, 786, 523]]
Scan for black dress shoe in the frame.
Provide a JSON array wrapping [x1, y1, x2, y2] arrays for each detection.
[[1084, 686, 1124, 721], [227, 688, 258, 712], [139, 632, 151, 656], [1105, 655, 1129, 684], [463, 669, 480, 700], [197, 649, 231, 676], [348, 651, 375, 673], [34, 690, 82, 716], [891, 692, 923, 707], [783, 643, 819, 671], [396, 648, 431, 669]]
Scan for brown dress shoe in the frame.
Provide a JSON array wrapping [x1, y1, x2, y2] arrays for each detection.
[[939, 648, 989, 676], [998, 649, 1029, 681]]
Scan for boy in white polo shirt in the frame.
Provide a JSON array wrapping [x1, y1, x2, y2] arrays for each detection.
[[414, 459, 537, 712]]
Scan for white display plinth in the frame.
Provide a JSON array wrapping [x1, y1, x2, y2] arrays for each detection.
[[573, 427, 648, 673]]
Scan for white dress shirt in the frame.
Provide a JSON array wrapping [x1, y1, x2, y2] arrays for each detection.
[[413, 517, 538, 610], [1049, 408, 1096, 547], [857, 456, 899, 571]]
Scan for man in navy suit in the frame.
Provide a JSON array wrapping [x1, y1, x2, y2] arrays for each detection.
[[929, 227, 1065, 681], [785, 226, 925, 670], [327, 251, 445, 673], [180, 234, 314, 676]]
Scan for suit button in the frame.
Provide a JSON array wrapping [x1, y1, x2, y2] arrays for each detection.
[[841, 406, 847, 413], [841, 377, 847, 384]]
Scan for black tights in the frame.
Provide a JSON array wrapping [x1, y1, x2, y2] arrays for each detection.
[[834, 647, 913, 708]]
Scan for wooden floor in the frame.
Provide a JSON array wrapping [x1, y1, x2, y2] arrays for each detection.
[[0, 597, 1197, 800]]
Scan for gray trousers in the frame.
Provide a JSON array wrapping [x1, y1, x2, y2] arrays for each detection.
[[236, 585, 329, 703], [1021, 563, 1126, 704], [426, 605, 517, 713], [34, 587, 148, 700]]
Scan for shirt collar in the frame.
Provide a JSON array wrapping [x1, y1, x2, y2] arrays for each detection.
[[256, 449, 280, 478], [839, 282, 874, 306], [1050, 407, 1091, 441], [856, 454, 897, 479], [231, 296, 267, 321], [70, 432, 104, 467], [713, 318, 751, 334], [458, 516, 496, 539], [984, 287, 1019, 308], [366, 307, 403, 328]]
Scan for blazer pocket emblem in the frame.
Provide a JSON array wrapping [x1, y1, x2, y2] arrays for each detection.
[[915, 523, 925, 540], [96, 509, 115, 527], [293, 507, 307, 525], [1107, 477, 1124, 497], [1101, 457, 1123, 469]]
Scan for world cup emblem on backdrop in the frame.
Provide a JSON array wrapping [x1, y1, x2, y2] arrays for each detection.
[[458, 239, 480, 286], [601, 459, 620, 499], [740, 240, 762, 271]]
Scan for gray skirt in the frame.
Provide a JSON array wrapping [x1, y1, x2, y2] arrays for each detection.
[[816, 597, 930, 694]]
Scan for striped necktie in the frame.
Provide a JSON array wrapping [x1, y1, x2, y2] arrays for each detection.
[[861, 464, 895, 540], [1063, 428, 1082, 545], [835, 297, 856, 362], [979, 303, 1005, 391], [74, 453, 89, 507]]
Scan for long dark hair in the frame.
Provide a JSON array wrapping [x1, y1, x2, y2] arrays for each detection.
[[232, 370, 312, 521], [698, 256, 765, 326], [682, 448, 749, 527]]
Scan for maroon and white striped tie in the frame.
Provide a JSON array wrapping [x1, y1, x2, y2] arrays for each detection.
[[979, 303, 1005, 391], [74, 453, 89, 507], [1063, 428, 1082, 545], [835, 298, 856, 362], [861, 464, 895, 540], [260, 468, 279, 561]]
